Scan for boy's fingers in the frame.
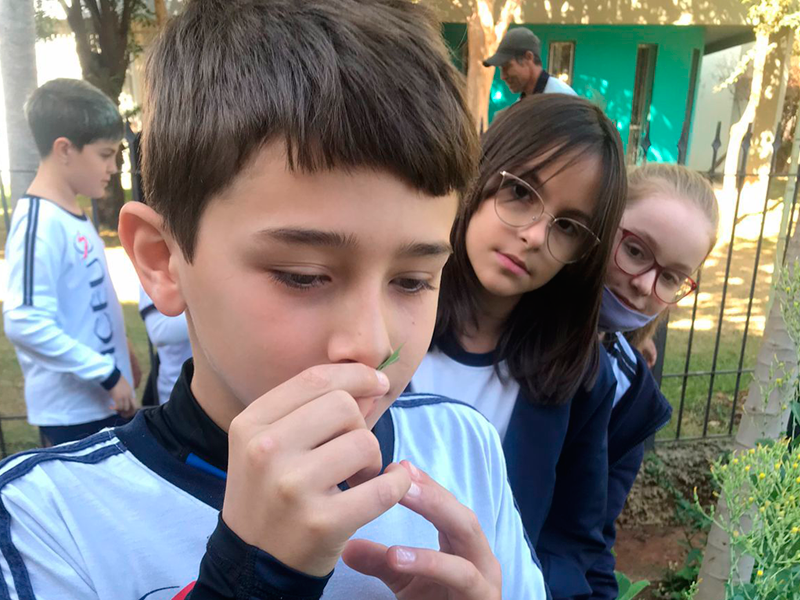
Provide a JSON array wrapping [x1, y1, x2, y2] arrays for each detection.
[[385, 546, 499, 600], [329, 462, 410, 533], [293, 429, 383, 490], [242, 363, 390, 426], [272, 390, 372, 451], [342, 539, 413, 591], [398, 461, 497, 578]]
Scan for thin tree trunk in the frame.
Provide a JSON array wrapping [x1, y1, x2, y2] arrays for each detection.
[[695, 183, 800, 599], [154, 0, 168, 27], [0, 0, 39, 205], [463, 0, 521, 132]]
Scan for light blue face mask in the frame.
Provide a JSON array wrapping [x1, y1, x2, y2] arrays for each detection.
[[598, 286, 658, 333]]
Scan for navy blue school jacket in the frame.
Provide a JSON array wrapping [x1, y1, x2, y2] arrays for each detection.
[[585, 346, 672, 599], [503, 348, 617, 600]]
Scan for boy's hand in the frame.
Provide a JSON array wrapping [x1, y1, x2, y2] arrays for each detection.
[[222, 363, 411, 578], [109, 376, 138, 418], [342, 461, 502, 600]]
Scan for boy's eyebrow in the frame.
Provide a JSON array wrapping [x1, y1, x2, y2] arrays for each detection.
[[397, 241, 453, 258], [258, 227, 358, 249]]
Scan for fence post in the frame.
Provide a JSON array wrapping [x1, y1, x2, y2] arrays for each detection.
[[0, 170, 9, 233], [641, 121, 651, 164], [777, 102, 800, 266], [709, 121, 722, 178], [702, 123, 751, 437], [730, 126, 784, 433]]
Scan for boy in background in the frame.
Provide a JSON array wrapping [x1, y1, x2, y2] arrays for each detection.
[[3, 78, 138, 446]]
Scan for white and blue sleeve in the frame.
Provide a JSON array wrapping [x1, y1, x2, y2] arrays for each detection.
[[3, 202, 117, 387]]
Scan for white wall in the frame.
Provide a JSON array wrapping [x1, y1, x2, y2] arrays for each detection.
[[688, 43, 753, 172]]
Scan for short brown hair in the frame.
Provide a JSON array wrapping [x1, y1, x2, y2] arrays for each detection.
[[142, 0, 477, 261], [26, 78, 122, 157]]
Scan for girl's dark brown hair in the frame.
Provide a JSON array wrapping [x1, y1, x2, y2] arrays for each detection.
[[435, 94, 627, 405]]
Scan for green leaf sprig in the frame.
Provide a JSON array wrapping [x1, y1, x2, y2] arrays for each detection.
[[377, 344, 404, 371]]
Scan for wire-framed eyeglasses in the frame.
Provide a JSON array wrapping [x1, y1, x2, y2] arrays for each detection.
[[493, 171, 600, 264]]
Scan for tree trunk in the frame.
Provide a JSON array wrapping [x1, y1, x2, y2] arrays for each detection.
[[154, 0, 168, 27], [694, 180, 800, 600], [0, 0, 39, 205], [721, 32, 771, 201], [62, 0, 131, 231], [463, 0, 521, 132]]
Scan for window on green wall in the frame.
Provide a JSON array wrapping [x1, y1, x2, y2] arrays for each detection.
[[548, 42, 575, 87]]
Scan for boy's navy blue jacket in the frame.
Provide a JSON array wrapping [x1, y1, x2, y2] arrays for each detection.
[[420, 336, 617, 600], [586, 344, 672, 600]]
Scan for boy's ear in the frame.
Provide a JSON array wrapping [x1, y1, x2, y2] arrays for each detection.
[[51, 137, 73, 164], [119, 202, 187, 317]]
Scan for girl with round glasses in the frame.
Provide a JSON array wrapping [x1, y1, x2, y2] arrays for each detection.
[[589, 163, 719, 599], [410, 94, 627, 599]]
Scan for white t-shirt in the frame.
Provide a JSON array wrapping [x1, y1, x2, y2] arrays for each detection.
[[139, 286, 192, 403], [412, 348, 520, 440], [543, 75, 577, 95], [0, 395, 546, 599], [3, 196, 132, 426]]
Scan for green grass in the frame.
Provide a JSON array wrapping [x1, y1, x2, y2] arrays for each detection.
[[0, 302, 150, 457]]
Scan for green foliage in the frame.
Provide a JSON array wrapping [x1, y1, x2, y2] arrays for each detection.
[[696, 439, 800, 599], [377, 345, 403, 371], [34, 0, 59, 42], [646, 454, 713, 600], [615, 571, 650, 600]]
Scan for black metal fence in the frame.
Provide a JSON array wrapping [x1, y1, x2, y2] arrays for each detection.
[[1, 120, 799, 454], [646, 120, 800, 441]]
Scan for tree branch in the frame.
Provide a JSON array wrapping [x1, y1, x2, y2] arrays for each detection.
[[474, 0, 494, 32], [495, 0, 522, 38]]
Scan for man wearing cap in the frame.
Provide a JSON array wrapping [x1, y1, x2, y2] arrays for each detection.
[[484, 28, 576, 98]]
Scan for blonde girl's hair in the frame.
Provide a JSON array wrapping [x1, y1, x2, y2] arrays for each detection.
[[627, 163, 719, 252]]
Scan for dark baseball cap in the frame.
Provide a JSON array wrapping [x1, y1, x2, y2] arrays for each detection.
[[483, 28, 541, 67]]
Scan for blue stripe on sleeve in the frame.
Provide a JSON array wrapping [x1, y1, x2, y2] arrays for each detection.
[[0, 442, 124, 600], [22, 198, 40, 307]]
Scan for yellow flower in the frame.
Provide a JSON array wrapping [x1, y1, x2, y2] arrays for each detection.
[[793, 526, 800, 534], [732, 458, 739, 465], [793, 462, 799, 469], [759, 472, 766, 479], [760, 506, 766, 513], [748, 496, 754, 503], [745, 465, 751, 472], [749, 448, 756, 455], [796, 476, 800, 484], [757, 569, 764, 577], [733, 530, 739, 537], [775, 462, 782, 469]]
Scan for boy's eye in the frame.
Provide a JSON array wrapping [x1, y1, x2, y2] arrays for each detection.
[[393, 278, 435, 294], [269, 271, 328, 290]]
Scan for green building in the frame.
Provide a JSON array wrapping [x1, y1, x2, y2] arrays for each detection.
[[432, 1, 754, 165]]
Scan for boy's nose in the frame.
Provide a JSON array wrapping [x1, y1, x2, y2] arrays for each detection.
[[327, 290, 393, 370]]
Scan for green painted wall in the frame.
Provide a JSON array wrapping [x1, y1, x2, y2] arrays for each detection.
[[442, 24, 705, 163]]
